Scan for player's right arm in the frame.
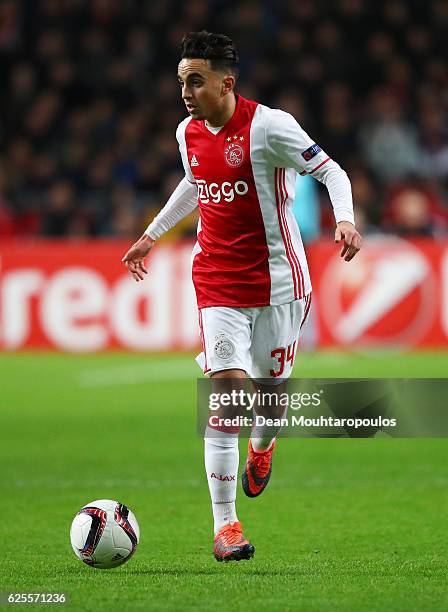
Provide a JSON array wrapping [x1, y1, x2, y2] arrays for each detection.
[[121, 120, 198, 281]]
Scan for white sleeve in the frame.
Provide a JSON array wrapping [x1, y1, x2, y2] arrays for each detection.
[[313, 160, 355, 225], [265, 109, 355, 225], [176, 119, 196, 184], [144, 177, 198, 240]]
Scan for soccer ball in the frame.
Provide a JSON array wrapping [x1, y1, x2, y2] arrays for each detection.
[[70, 499, 140, 569]]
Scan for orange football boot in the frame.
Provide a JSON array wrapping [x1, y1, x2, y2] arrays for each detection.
[[242, 439, 276, 497], [213, 521, 255, 562]]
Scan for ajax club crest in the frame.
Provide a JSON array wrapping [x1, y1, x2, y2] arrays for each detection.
[[224, 135, 245, 167], [214, 333, 236, 361]]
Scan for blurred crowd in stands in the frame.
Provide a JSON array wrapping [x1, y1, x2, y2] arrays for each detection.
[[1, 0, 447, 241]]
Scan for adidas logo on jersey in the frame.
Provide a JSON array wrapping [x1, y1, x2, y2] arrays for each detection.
[[190, 154, 199, 167]]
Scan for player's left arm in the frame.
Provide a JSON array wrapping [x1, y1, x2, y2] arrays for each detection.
[[313, 162, 362, 262], [265, 109, 362, 261]]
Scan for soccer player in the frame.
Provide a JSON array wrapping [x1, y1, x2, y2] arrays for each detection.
[[122, 31, 362, 562]]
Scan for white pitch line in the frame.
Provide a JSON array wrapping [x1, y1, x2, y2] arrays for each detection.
[[77, 358, 199, 387]]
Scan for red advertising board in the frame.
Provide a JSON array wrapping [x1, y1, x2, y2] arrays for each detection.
[[0, 240, 198, 352], [308, 237, 448, 348], [0, 238, 447, 351]]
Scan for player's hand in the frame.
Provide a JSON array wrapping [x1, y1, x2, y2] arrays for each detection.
[[121, 234, 154, 281], [335, 221, 362, 262]]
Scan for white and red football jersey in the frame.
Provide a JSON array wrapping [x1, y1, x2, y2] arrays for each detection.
[[177, 95, 335, 309]]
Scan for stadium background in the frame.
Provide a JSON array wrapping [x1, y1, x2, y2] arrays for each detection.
[[1, 0, 448, 350], [1, 1, 447, 611]]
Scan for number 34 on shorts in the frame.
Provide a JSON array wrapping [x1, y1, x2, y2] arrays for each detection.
[[270, 342, 297, 378]]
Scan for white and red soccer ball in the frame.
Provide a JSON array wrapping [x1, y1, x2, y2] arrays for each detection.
[[70, 499, 140, 569]]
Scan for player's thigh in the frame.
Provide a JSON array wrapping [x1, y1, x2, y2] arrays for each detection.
[[198, 306, 252, 376], [250, 297, 310, 380]]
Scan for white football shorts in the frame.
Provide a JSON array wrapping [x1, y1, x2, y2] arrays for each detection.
[[196, 294, 312, 382]]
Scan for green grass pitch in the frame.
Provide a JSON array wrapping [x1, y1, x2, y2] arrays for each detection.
[[1, 351, 447, 611]]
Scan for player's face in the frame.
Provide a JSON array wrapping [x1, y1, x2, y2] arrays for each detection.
[[177, 59, 233, 122]]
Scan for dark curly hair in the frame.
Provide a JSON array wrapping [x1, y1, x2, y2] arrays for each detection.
[[180, 31, 239, 78]]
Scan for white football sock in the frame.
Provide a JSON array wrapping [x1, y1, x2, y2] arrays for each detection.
[[251, 405, 287, 451], [204, 426, 239, 534]]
